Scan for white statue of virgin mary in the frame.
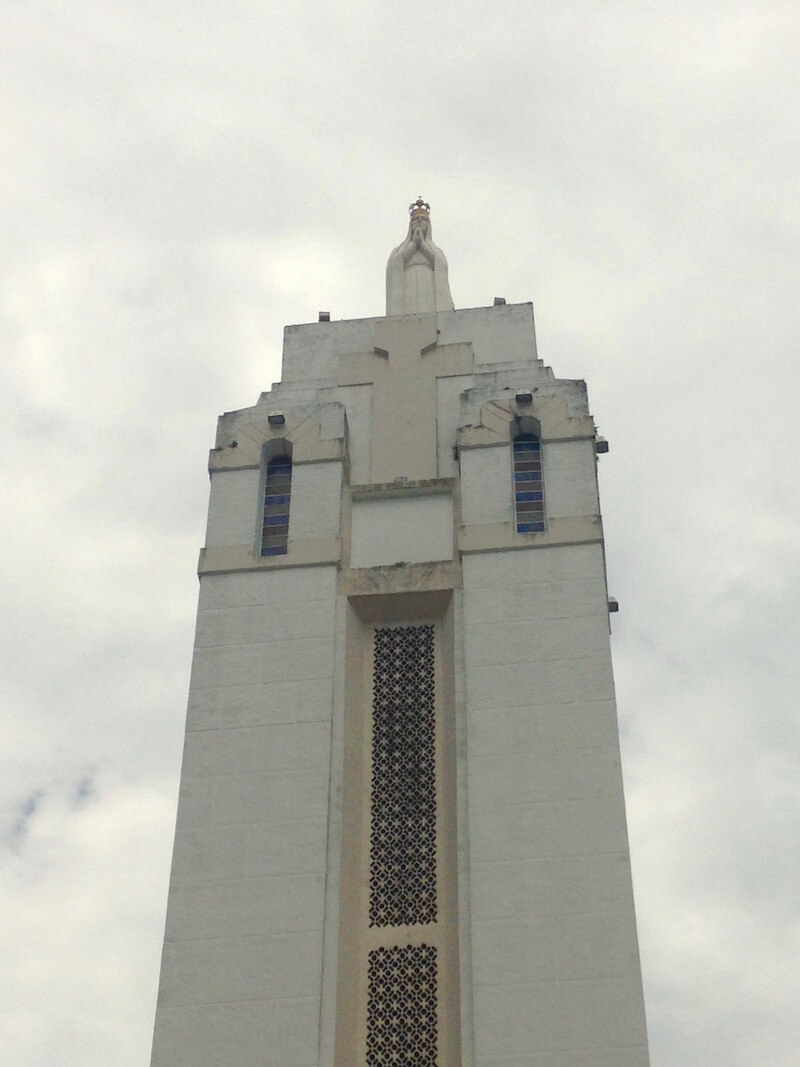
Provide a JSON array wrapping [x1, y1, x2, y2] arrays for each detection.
[[386, 198, 454, 316]]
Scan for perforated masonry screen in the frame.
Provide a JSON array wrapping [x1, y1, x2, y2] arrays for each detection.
[[261, 455, 291, 555], [369, 625, 437, 927], [366, 944, 438, 1066], [513, 434, 545, 533]]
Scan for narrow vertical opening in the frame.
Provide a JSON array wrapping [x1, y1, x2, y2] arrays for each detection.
[[335, 592, 461, 1067], [261, 451, 292, 555], [369, 624, 437, 928], [512, 431, 545, 533]]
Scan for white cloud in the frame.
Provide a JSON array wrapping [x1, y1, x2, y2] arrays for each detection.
[[3, 0, 799, 1062], [0, 778, 175, 1065]]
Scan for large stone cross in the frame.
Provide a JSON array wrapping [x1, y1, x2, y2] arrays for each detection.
[[337, 314, 473, 484]]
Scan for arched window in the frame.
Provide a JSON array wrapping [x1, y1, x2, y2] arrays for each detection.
[[261, 453, 292, 556], [512, 432, 545, 533]]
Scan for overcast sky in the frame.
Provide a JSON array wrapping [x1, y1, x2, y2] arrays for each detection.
[[2, 1, 799, 1063]]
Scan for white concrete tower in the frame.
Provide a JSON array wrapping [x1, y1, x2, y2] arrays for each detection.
[[151, 200, 650, 1066]]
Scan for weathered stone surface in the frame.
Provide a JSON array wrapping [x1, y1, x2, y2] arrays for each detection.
[[151, 225, 648, 1065]]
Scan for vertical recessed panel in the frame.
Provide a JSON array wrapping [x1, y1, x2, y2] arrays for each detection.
[[261, 454, 292, 556], [369, 625, 437, 927], [513, 434, 545, 533]]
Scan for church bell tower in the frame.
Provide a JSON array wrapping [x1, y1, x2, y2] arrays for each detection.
[[150, 200, 650, 1065]]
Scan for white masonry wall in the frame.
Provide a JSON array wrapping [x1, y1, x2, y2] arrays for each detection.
[[278, 303, 540, 385], [289, 462, 343, 542], [154, 292, 649, 1064], [205, 468, 261, 548], [461, 544, 649, 1066], [151, 566, 338, 1067], [543, 439, 600, 519], [460, 447, 513, 526], [350, 493, 454, 568]]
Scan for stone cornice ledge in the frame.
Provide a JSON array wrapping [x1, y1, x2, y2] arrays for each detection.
[[338, 559, 462, 597], [350, 478, 455, 502], [198, 537, 341, 575], [458, 428, 597, 449], [209, 437, 345, 472], [459, 514, 603, 553]]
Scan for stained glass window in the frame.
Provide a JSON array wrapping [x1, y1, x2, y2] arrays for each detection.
[[513, 433, 545, 533], [260, 454, 291, 556]]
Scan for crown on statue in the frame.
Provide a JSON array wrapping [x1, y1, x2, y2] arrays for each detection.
[[409, 196, 431, 218]]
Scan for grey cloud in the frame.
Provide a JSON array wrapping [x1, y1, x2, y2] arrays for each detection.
[[72, 775, 96, 807], [7, 791, 45, 846]]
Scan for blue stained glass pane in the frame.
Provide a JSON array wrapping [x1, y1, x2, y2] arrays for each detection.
[[264, 493, 290, 505], [263, 515, 289, 527], [513, 441, 540, 452], [515, 491, 543, 502], [261, 545, 288, 556], [514, 471, 542, 482], [517, 521, 546, 533]]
